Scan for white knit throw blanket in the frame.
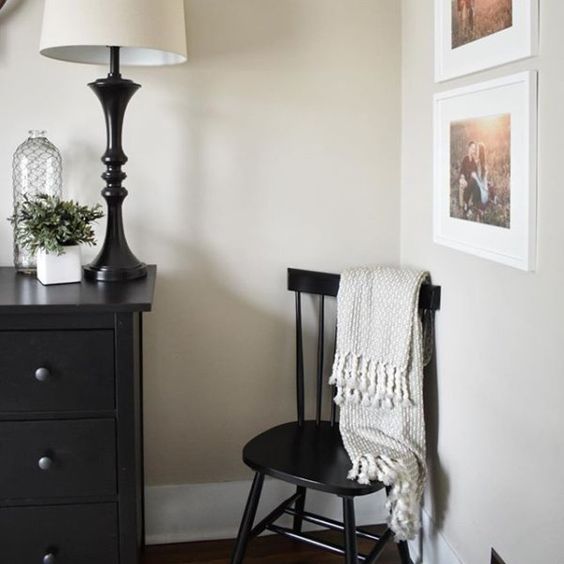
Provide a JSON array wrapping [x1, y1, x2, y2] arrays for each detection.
[[329, 266, 431, 541]]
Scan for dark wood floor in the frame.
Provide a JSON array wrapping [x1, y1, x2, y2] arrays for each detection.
[[143, 527, 401, 564]]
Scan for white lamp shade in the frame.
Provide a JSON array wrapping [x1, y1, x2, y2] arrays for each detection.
[[40, 0, 188, 66]]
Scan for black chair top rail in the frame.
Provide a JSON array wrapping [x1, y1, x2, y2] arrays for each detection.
[[288, 267, 441, 310]]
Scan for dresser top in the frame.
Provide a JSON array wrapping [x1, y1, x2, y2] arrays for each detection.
[[0, 265, 156, 314]]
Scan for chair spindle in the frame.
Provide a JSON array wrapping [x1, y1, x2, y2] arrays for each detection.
[[315, 295, 325, 426], [295, 291, 305, 426], [330, 324, 338, 427]]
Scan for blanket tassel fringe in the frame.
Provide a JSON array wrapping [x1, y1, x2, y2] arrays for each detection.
[[329, 352, 412, 409], [347, 453, 421, 542]]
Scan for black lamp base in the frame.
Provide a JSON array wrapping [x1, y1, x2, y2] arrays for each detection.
[[85, 46, 147, 283], [84, 262, 147, 282]]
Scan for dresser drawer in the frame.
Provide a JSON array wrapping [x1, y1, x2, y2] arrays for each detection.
[[0, 503, 118, 564], [0, 330, 114, 413], [0, 419, 116, 500]]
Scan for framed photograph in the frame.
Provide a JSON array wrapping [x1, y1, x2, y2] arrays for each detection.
[[433, 72, 537, 270], [435, 0, 538, 82]]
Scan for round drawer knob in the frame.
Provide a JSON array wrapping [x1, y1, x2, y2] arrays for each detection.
[[43, 552, 56, 564], [38, 456, 53, 471], [34, 367, 51, 382]]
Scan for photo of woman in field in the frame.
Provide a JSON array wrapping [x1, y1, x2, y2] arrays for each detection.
[[450, 114, 511, 229], [452, 0, 513, 49]]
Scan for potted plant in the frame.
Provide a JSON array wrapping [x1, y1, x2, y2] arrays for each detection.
[[9, 193, 104, 285]]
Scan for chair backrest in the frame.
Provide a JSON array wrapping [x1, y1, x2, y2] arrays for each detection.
[[287, 267, 441, 427]]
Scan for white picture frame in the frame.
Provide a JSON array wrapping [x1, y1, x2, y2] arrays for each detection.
[[433, 72, 538, 271], [435, 0, 538, 82]]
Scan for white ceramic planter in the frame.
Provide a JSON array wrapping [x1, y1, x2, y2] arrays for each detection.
[[37, 245, 82, 285]]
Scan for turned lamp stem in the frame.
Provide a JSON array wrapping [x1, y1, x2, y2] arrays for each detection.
[[110, 45, 121, 77], [83, 46, 147, 282]]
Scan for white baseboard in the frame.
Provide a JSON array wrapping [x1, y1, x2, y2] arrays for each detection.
[[145, 478, 389, 545], [407, 509, 463, 564]]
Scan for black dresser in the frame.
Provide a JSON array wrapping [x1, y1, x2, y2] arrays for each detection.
[[0, 266, 156, 564]]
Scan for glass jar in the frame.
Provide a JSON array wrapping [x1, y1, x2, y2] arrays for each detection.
[[12, 130, 63, 273]]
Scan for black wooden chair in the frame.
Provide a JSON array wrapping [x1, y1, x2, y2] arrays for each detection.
[[230, 268, 441, 564]]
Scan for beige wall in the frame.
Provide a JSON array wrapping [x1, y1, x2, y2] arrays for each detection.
[[401, 2, 564, 563], [3, 1, 562, 558], [0, 1, 402, 484]]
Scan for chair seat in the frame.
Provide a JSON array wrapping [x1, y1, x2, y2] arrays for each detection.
[[243, 421, 384, 497]]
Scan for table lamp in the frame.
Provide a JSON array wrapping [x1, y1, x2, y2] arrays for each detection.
[[39, 0, 188, 281]]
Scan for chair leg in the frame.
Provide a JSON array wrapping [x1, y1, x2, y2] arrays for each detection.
[[230, 472, 265, 564], [343, 497, 358, 564], [292, 486, 307, 532], [397, 540, 413, 564]]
